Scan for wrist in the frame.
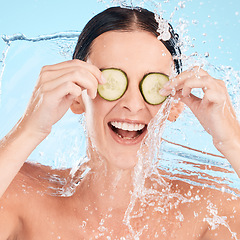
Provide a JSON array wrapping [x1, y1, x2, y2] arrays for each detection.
[[16, 117, 51, 143], [214, 135, 240, 156], [21, 127, 50, 145], [214, 137, 240, 177], [6, 121, 50, 150]]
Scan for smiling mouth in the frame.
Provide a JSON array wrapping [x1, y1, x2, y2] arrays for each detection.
[[108, 121, 147, 140]]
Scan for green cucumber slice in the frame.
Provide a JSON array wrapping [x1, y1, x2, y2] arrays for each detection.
[[98, 68, 128, 101], [140, 73, 169, 105]]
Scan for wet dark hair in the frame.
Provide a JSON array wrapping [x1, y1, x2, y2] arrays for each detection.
[[73, 6, 182, 74]]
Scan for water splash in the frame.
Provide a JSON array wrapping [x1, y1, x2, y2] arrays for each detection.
[[1, 0, 240, 238], [0, 31, 80, 96], [0, 42, 10, 100], [123, 99, 173, 238], [123, 97, 239, 239], [203, 202, 238, 240], [155, 12, 171, 41]]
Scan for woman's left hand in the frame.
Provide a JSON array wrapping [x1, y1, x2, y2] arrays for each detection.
[[160, 66, 240, 158]]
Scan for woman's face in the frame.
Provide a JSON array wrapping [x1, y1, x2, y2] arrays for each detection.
[[84, 30, 173, 170]]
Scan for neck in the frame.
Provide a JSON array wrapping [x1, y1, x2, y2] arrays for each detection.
[[81, 161, 134, 211], [74, 144, 136, 215]]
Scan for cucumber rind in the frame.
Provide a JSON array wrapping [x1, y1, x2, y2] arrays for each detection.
[[140, 73, 169, 105], [98, 68, 128, 101]]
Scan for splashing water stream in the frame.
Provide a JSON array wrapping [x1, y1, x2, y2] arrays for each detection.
[[1, 0, 240, 239]]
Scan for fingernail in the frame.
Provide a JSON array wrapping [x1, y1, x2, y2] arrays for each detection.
[[91, 91, 97, 99], [163, 81, 173, 89], [163, 81, 172, 89], [101, 75, 106, 84], [159, 88, 168, 96]]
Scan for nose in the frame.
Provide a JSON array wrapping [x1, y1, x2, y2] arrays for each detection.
[[119, 82, 146, 113]]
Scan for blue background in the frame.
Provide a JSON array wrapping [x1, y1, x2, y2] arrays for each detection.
[[1, 0, 239, 69], [0, 0, 240, 170]]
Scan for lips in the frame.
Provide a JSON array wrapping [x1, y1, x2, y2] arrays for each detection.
[[108, 121, 147, 144]]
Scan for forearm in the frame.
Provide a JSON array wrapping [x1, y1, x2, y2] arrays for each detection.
[[216, 139, 240, 178], [0, 60, 101, 197], [0, 121, 46, 198]]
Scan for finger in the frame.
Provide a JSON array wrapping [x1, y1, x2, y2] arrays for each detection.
[[41, 59, 88, 71], [160, 75, 212, 97], [165, 66, 208, 90], [44, 81, 82, 103], [174, 91, 200, 111], [202, 88, 227, 105], [39, 66, 82, 82], [180, 76, 217, 97], [40, 59, 104, 84], [178, 86, 227, 110], [40, 70, 99, 99]]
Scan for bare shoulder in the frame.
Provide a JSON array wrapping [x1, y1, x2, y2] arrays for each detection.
[[0, 162, 70, 238], [170, 178, 240, 239]]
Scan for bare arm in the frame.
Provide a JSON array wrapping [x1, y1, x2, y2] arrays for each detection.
[[161, 66, 240, 177], [0, 59, 103, 198], [0, 122, 46, 197]]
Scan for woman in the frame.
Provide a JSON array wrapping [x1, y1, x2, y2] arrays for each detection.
[[0, 6, 240, 239]]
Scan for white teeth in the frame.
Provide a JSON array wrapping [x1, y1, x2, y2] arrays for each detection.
[[110, 121, 145, 131]]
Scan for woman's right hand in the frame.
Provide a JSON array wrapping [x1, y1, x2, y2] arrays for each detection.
[[19, 59, 104, 141]]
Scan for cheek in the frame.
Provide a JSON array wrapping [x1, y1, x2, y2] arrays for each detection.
[[91, 96, 110, 119], [84, 96, 111, 132], [149, 105, 162, 118]]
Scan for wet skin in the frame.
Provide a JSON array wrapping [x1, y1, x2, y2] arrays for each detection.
[[0, 31, 240, 239], [1, 163, 239, 240], [83, 31, 173, 170]]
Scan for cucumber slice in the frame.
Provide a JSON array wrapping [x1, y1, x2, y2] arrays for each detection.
[[98, 68, 128, 101], [140, 73, 169, 105]]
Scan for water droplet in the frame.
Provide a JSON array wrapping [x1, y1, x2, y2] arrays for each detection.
[[178, 1, 186, 8], [39, 151, 44, 157], [81, 221, 87, 229], [194, 211, 199, 217], [204, 52, 209, 58], [100, 218, 105, 225], [192, 19, 198, 24], [162, 31, 171, 41], [98, 225, 107, 232]]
